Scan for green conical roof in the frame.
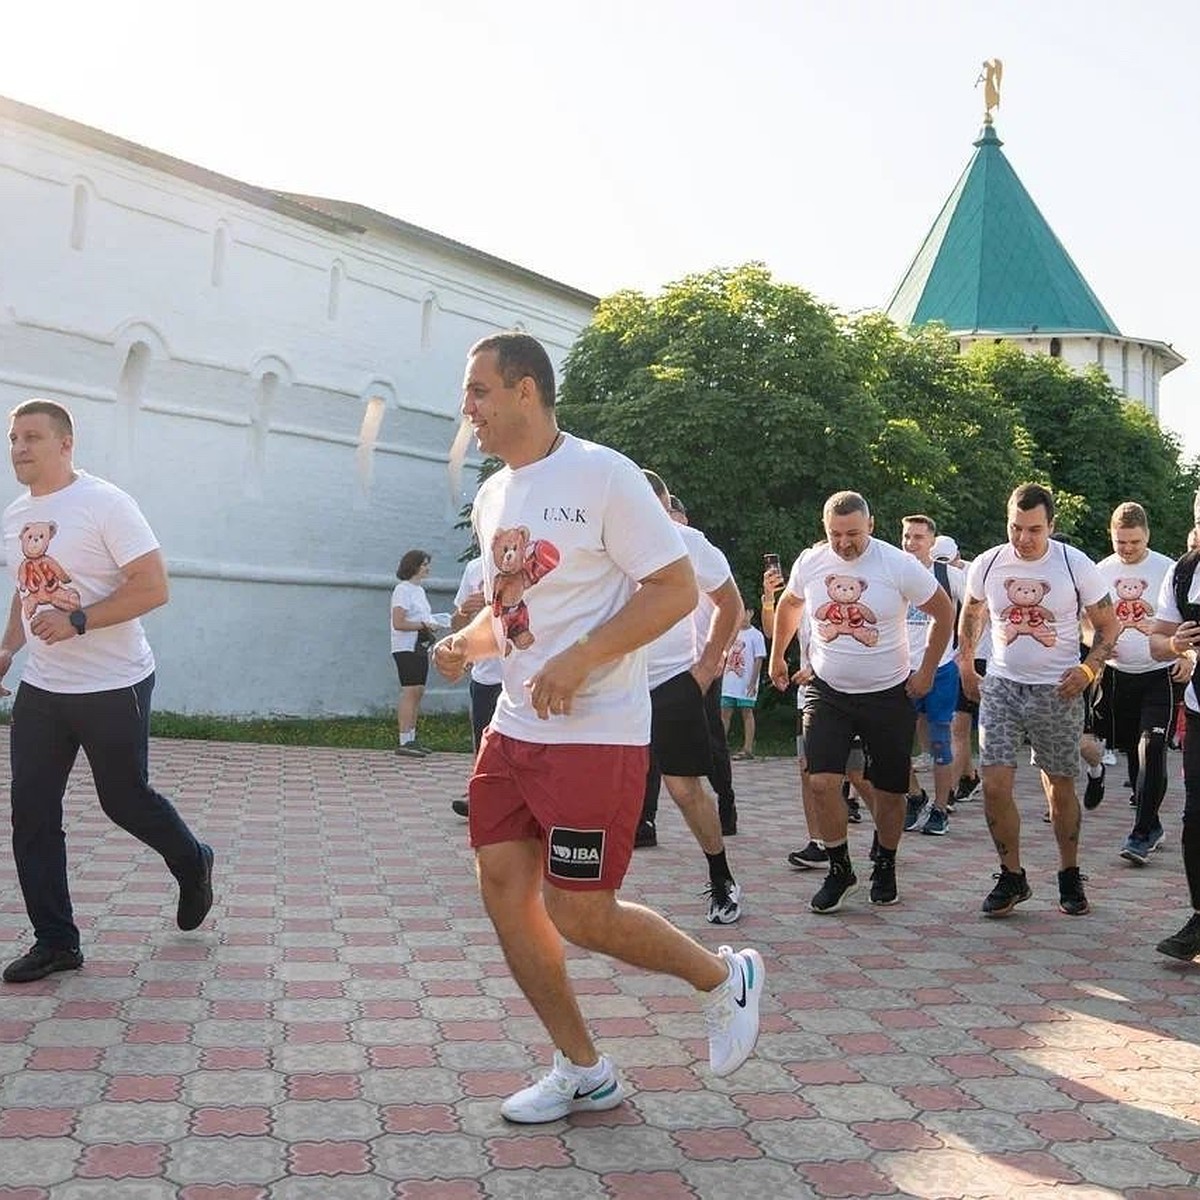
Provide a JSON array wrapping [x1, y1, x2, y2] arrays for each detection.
[[886, 124, 1119, 335]]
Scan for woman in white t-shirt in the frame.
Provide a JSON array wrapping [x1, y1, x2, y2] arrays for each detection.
[[392, 549, 438, 757]]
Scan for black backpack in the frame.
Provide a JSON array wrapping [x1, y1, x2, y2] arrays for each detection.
[[1172, 551, 1200, 623], [932, 559, 959, 649]]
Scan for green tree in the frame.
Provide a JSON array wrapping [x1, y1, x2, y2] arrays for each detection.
[[965, 343, 1199, 558]]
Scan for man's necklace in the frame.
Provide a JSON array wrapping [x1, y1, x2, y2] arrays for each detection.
[[542, 431, 562, 459]]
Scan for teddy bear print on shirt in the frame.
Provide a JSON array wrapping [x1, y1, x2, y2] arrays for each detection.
[[16, 520, 81, 618], [491, 525, 560, 654], [1113, 577, 1155, 635], [814, 574, 879, 646], [999, 578, 1056, 647]]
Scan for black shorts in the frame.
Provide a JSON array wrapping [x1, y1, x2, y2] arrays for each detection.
[[1093, 665, 1177, 752], [803, 675, 916, 796], [956, 658, 988, 716], [393, 649, 429, 687], [650, 670, 713, 777]]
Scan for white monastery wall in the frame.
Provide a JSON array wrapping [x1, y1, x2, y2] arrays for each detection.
[[0, 111, 596, 715]]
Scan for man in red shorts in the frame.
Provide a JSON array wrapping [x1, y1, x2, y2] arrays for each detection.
[[433, 333, 764, 1124]]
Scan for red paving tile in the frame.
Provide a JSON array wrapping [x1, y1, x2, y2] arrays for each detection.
[[0, 741, 1196, 1197]]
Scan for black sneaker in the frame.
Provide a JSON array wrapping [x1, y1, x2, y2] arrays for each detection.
[[1057, 867, 1090, 916], [869, 857, 898, 906], [982, 868, 1032, 917], [1156, 913, 1200, 961], [845, 796, 863, 824], [634, 820, 657, 849], [1083, 766, 1105, 810], [904, 791, 928, 832], [177, 843, 215, 931], [1128, 793, 1138, 808], [3, 944, 84, 984], [955, 773, 981, 802], [787, 841, 828, 870], [451, 798, 469, 818], [811, 861, 858, 914]]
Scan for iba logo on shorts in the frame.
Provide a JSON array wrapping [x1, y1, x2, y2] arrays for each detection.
[[547, 826, 605, 881]]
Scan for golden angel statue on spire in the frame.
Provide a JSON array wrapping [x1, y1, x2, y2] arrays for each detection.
[[977, 59, 1003, 121]]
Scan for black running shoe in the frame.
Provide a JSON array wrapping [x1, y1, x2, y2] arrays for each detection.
[[177, 844, 215, 931], [811, 861, 858, 914], [1156, 913, 1200, 961], [982, 868, 1032, 917], [1057, 867, 1090, 916], [451, 798, 469, 818], [1083, 766, 1105, 810], [2, 943, 84, 984], [845, 796, 863, 824], [634, 820, 657, 849], [787, 841, 828, 870], [869, 857, 898, 906]]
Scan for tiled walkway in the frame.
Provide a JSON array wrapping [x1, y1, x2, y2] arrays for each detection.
[[0, 732, 1198, 1199]]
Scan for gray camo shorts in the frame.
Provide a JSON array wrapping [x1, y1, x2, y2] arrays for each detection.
[[978, 673, 1083, 778]]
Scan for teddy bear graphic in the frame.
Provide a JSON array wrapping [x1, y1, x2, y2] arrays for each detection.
[[1113, 577, 1155, 635], [726, 641, 747, 678], [16, 521, 81, 619], [814, 574, 879, 646], [491, 525, 560, 654], [999, 578, 1056, 647]]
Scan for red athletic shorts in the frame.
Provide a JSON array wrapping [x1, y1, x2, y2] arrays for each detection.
[[468, 730, 648, 891]]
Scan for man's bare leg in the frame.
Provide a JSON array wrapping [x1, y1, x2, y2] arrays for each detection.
[[663, 775, 725, 855], [1045, 772, 1082, 869], [982, 764, 1022, 871]]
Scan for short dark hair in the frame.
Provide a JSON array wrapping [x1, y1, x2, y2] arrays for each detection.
[[1009, 482, 1055, 524], [10, 398, 74, 438], [642, 469, 669, 500], [824, 491, 870, 520], [469, 332, 556, 407], [397, 549, 430, 580], [902, 513, 937, 535], [668, 494, 687, 516]]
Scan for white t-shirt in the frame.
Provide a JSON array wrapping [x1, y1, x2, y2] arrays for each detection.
[[453, 558, 503, 686], [690, 532, 732, 657], [1156, 561, 1197, 711], [723, 625, 766, 699], [3, 471, 158, 693], [905, 559, 965, 667], [391, 580, 433, 653], [786, 538, 938, 693], [964, 541, 1108, 686], [472, 434, 687, 745], [647, 524, 731, 689], [1096, 549, 1174, 674]]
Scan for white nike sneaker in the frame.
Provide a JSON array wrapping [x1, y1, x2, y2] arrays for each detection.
[[500, 1050, 624, 1123], [703, 945, 765, 1077]]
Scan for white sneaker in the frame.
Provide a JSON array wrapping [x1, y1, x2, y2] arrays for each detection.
[[1102, 749, 1118, 766], [911, 752, 933, 772], [703, 945, 764, 1077], [706, 880, 742, 924], [499, 1051, 623, 1123]]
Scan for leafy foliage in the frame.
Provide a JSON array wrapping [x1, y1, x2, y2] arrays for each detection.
[[556, 264, 1197, 597]]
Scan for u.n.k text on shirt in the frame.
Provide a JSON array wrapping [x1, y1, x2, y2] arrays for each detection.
[[647, 523, 731, 690], [3, 471, 159, 693], [786, 538, 937, 693], [472, 434, 687, 745], [964, 541, 1107, 686], [1095, 549, 1174, 674]]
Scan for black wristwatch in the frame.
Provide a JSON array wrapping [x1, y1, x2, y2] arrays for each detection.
[[69, 609, 88, 636]]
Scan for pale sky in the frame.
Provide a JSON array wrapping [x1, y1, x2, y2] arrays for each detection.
[[4, 0, 1197, 451]]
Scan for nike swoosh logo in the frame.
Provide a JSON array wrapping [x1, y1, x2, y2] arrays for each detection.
[[574, 1079, 618, 1100], [734, 966, 748, 1009]]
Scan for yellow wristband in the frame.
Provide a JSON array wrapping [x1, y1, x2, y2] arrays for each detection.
[[1078, 662, 1096, 684]]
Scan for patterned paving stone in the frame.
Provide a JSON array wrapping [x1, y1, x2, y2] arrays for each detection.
[[3, 743, 1200, 1196]]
